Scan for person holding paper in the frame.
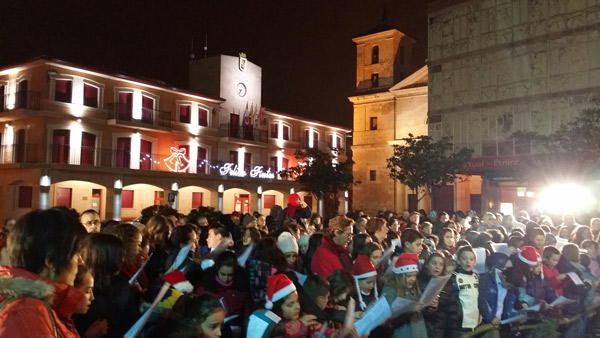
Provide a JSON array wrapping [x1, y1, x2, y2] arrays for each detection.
[[542, 246, 567, 296], [380, 253, 427, 338], [557, 243, 591, 337], [352, 255, 379, 312], [519, 246, 558, 308], [417, 252, 448, 338]]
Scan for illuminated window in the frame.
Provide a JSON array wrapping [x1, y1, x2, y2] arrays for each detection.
[[55, 79, 72, 103], [83, 83, 99, 108], [179, 104, 191, 124], [282, 124, 290, 141], [198, 107, 208, 127]]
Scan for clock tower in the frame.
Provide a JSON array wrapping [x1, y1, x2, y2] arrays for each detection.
[[189, 53, 262, 125]]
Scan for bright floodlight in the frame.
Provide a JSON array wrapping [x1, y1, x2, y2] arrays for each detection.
[[537, 183, 596, 214]]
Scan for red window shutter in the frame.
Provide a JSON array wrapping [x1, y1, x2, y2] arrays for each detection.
[[80, 132, 96, 165], [177, 145, 190, 173], [229, 151, 237, 163], [303, 129, 309, 148], [0, 85, 5, 110], [139, 140, 152, 170], [56, 187, 72, 208], [244, 152, 252, 172], [264, 194, 276, 209], [192, 192, 203, 208], [52, 129, 70, 164], [198, 108, 208, 127], [282, 158, 289, 171], [269, 156, 277, 172], [18, 186, 33, 208], [282, 125, 289, 140], [270, 123, 278, 138], [179, 105, 191, 124], [122, 190, 134, 208], [116, 137, 131, 168], [83, 84, 98, 108], [313, 132, 319, 148], [55, 79, 72, 103], [327, 134, 333, 148], [141, 96, 154, 124], [197, 147, 207, 173], [118, 92, 133, 120]]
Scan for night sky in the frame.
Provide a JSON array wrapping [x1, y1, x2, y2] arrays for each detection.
[[0, 0, 428, 128]]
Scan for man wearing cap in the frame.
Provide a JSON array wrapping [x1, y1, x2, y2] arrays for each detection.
[[222, 211, 241, 241], [311, 216, 354, 279]]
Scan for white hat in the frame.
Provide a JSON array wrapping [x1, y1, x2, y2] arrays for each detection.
[[278, 232, 299, 254]]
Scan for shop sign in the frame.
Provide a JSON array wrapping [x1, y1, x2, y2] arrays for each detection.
[[219, 163, 275, 180]]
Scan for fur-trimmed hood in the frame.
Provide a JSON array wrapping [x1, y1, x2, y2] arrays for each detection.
[[0, 266, 55, 303]]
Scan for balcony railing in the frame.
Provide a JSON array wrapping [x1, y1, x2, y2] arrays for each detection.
[[0, 144, 40, 163], [1, 91, 41, 112], [108, 102, 171, 129], [219, 123, 268, 143]]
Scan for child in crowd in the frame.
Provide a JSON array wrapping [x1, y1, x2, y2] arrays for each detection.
[[419, 221, 433, 237], [381, 253, 428, 337], [278, 232, 300, 271], [527, 227, 546, 257], [479, 253, 519, 333], [446, 245, 489, 338], [507, 236, 524, 255], [518, 246, 557, 307], [581, 240, 600, 278], [543, 246, 566, 296], [352, 255, 379, 312], [359, 242, 384, 268], [438, 228, 456, 255], [418, 252, 447, 338], [298, 274, 332, 323], [399, 229, 424, 257], [74, 266, 108, 338]]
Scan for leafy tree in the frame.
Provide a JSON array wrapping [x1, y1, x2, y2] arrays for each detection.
[[386, 133, 473, 207], [511, 108, 600, 179], [280, 148, 353, 215]]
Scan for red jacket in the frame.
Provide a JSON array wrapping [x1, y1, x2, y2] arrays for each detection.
[[0, 266, 84, 338], [543, 263, 564, 296], [310, 236, 352, 279]]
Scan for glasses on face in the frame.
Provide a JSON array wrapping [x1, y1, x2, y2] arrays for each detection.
[[85, 220, 101, 226]]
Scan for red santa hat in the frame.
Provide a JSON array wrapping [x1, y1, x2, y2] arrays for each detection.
[[265, 274, 296, 310], [352, 255, 378, 311], [392, 253, 419, 274], [161, 271, 194, 294], [518, 246, 541, 266]]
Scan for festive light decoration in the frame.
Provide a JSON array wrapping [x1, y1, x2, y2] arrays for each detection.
[[164, 147, 190, 173]]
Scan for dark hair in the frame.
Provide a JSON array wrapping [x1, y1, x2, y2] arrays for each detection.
[[303, 274, 330, 300], [172, 293, 223, 324], [543, 245, 560, 259], [473, 232, 492, 248], [351, 234, 372, 260], [242, 227, 262, 243], [438, 228, 455, 250], [424, 252, 446, 275], [144, 215, 170, 248], [74, 265, 91, 288], [572, 226, 593, 246], [508, 236, 524, 249], [427, 234, 439, 246], [80, 209, 99, 218], [169, 225, 196, 250], [581, 239, 599, 252], [209, 224, 230, 238], [580, 253, 591, 268], [456, 245, 475, 261], [214, 250, 238, 272], [103, 223, 141, 265], [304, 233, 324, 273], [400, 229, 424, 247], [327, 269, 353, 302], [82, 233, 123, 292], [8, 209, 87, 277], [562, 244, 580, 263], [51, 206, 80, 221], [365, 218, 386, 239], [253, 237, 288, 272], [359, 242, 383, 260]]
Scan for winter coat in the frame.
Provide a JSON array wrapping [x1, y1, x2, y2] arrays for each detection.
[[556, 257, 590, 317], [248, 258, 278, 302], [478, 271, 519, 323], [284, 319, 340, 338], [0, 266, 84, 338], [194, 267, 253, 327], [444, 267, 490, 338], [310, 236, 352, 279], [380, 286, 427, 338], [73, 273, 140, 338], [418, 272, 449, 338], [543, 263, 565, 296], [521, 272, 557, 306]]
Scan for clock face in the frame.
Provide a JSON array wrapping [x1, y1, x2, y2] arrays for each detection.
[[236, 82, 247, 97]]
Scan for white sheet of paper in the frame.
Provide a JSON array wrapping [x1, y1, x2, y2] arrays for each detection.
[[354, 297, 392, 336], [237, 243, 255, 267], [420, 274, 451, 307], [208, 236, 234, 259], [129, 252, 153, 286], [491, 243, 510, 256], [566, 272, 584, 285], [525, 304, 541, 312], [124, 282, 170, 338], [390, 297, 417, 318], [551, 296, 576, 306], [555, 238, 569, 250], [294, 271, 307, 286], [342, 298, 356, 336], [166, 244, 192, 273], [501, 314, 526, 325], [473, 247, 487, 274], [377, 245, 395, 267]]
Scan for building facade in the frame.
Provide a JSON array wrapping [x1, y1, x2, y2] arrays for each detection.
[[0, 56, 349, 222], [428, 0, 600, 213]]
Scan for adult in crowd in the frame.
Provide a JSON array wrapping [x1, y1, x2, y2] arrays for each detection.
[[0, 209, 87, 338], [80, 209, 102, 233], [311, 215, 354, 278]]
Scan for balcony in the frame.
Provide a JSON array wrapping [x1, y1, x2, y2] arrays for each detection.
[[219, 123, 268, 143], [108, 102, 171, 129], [0, 144, 40, 163], [1, 91, 41, 112]]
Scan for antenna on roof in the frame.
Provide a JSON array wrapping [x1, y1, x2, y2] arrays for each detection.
[[204, 34, 208, 59], [190, 39, 195, 60]]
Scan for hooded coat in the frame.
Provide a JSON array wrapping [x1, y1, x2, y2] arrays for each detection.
[[0, 266, 84, 338]]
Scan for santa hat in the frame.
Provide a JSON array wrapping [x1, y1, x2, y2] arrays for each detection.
[[352, 255, 378, 310], [278, 232, 299, 254], [392, 253, 419, 274], [518, 246, 541, 266], [161, 271, 194, 294], [265, 274, 296, 310]]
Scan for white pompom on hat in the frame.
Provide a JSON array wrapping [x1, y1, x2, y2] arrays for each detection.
[[518, 246, 541, 266], [265, 274, 296, 310], [161, 270, 194, 294]]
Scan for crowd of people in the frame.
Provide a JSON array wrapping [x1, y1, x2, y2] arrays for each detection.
[[1, 194, 600, 338]]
